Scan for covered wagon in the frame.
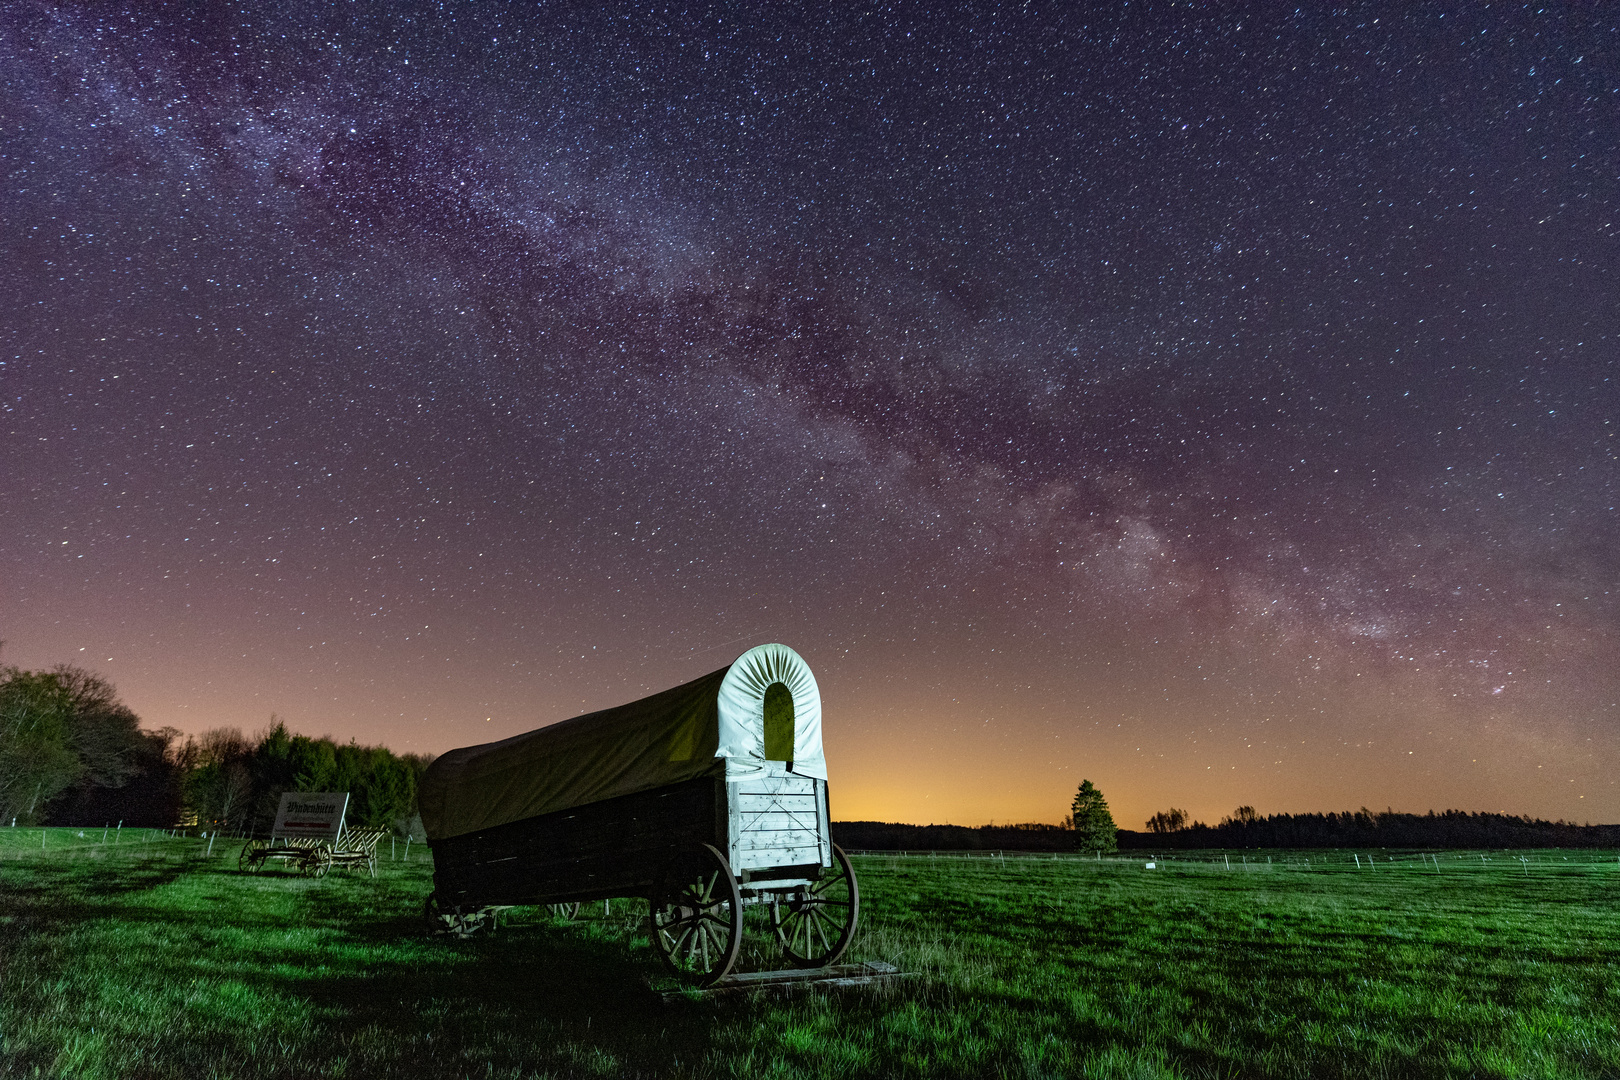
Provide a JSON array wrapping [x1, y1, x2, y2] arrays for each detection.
[[419, 643, 858, 985]]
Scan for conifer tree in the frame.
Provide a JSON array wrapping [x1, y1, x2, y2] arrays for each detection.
[[1070, 779, 1118, 853]]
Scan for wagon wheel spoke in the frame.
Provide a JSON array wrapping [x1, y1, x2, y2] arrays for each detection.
[[814, 911, 833, 956], [772, 843, 860, 969], [648, 843, 742, 987], [662, 921, 695, 957]]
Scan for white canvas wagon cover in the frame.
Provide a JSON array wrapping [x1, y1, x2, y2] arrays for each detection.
[[420, 643, 825, 841]]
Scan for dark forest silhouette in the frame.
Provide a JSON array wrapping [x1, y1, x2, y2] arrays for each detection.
[[2, 661, 431, 833], [834, 809, 1620, 852], [8, 659, 1614, 846]]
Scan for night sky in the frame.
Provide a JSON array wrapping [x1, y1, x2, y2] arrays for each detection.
[[3, 3, 1616, 828]]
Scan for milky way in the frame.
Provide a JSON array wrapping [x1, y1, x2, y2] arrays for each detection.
[[3, 2, 1616, 826]]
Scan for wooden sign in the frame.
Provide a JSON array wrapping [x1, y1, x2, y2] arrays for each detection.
[[271, 792, 349, 843]]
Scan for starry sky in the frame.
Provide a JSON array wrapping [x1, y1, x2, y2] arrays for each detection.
[[3, 2, 1616, 828]]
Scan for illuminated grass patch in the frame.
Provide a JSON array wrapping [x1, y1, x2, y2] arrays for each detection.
[[2, 830, 1616, 1078]]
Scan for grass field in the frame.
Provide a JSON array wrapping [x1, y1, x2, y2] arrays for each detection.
[[1, 828, 1617, 1079]]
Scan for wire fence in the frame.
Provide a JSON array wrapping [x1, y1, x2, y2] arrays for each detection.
[[843, 847, 1620, 875], [0, 825, 429, 863], [6, 825, 1617, 878]]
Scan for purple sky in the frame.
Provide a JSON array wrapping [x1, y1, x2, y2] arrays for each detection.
[[3, 2, 1615, 827]]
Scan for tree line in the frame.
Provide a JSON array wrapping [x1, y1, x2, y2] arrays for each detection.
[[0, 661, 432, 835], [1134, 805, 1620, 850], [836, 783, 1619, 853], [835, 778, 1122, 853]]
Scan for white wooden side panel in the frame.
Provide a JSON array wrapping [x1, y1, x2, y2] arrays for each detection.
[[737, 774, 818, 797], [740, 828, 820, 851], [737, 843, 823, 870], [817, 777, 832, 865], [728, 767, 829, 871], [736, 792, 818, 813], [741, 812, 820, 836]]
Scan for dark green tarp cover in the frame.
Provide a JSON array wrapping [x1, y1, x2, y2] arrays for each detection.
[[420, 643, 824, 841]]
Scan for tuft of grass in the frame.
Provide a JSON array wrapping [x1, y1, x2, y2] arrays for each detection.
[[1, 830, 1617, 1078]]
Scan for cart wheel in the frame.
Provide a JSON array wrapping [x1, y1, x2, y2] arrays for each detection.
[[423, 893, 494, 936], [548, 902, 582, 921], [423, 892, 449, 933], [303, 847, 333, 878], [772, 843, 860, 969], [649, 843, 743, 987], [238, 841, 263, 873]]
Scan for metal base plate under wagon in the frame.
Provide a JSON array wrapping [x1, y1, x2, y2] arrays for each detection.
[[650, 960, 912, 1003]]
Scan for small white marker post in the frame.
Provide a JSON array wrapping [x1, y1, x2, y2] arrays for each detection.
[[404, 836, 412, 862], [1354, 853, 1361, 869]]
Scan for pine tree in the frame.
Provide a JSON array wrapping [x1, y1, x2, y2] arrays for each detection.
[[1070, 779, 1117, 853]]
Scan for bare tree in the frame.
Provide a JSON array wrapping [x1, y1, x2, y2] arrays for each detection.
[[1222, 805, 1259, 826], [1146, 807, 1190, 833]]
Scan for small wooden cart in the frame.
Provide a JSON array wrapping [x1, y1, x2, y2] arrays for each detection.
[[240, 825, 389, 877], [239, 836, 331, 876], [420, 643, 859, 986]]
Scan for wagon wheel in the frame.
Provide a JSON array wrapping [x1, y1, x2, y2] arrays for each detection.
[[772, 843, 860, 969], [548, 902, 582, 921], [422, 892, 449, 934], [648, 843, 743, 987], [422, 892, 494, 937], [302, 847, 333, 879], [238, 840, 264, 873]]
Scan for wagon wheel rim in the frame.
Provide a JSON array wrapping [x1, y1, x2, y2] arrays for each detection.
[[548, 902, 582, 921], [649, 843, 743, 987], [238, 841, 261, 873], [423, 892, 483, 936], [772, 843, 859, 968]]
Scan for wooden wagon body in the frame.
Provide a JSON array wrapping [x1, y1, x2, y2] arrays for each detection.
[[420, 643, 857, 983], [428, 769, 830, 907]]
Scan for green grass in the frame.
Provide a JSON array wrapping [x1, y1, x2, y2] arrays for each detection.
[[2, 829, 1617, 1078]]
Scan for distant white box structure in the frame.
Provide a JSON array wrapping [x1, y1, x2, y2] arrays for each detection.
[[271, 792, 349, 843]]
